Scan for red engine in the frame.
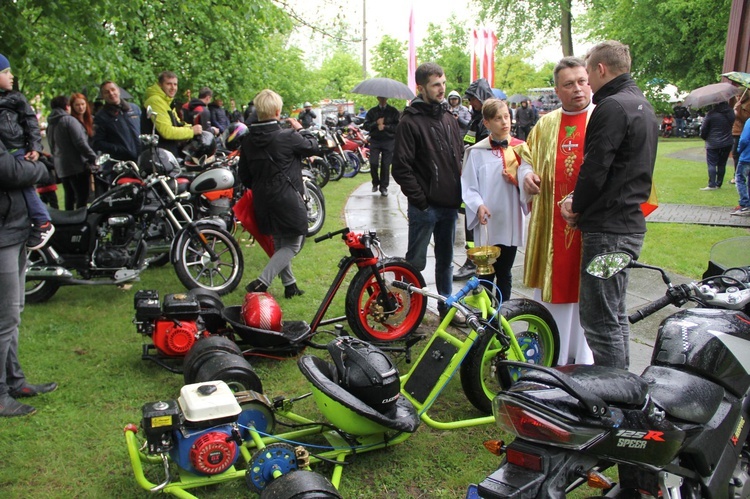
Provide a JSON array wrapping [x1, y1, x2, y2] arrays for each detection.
[[242, 292, 283, 332], [134, 290, 209, 357]]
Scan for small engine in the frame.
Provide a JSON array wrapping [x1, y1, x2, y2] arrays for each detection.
[[141, 381, 243, 475], [134, 290, 209, 356]]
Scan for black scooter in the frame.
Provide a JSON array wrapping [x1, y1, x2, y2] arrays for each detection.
[[469, 236, 750, 499]]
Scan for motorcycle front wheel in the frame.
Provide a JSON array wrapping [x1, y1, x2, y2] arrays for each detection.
[[461, 298, 560, 414], [342, 151, 360, 178], [173, 225, 243, 295], [357, 150, 370, 173], [344, 258, 427, 342], [25, 248, 61, 303], [305, 181, 326, 237], [327, 153, 345, 181], [308, 158, 329, 188]]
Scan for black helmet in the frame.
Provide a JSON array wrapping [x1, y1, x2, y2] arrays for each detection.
[[221, 122, 248, 151], [183, 131, 217, 166], [327, 337, 400, 414], [138, 147, 180, 176], [324, 115, 337, 128]]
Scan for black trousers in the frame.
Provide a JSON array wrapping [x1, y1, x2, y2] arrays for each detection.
[[369, 142, 393, 190], [61, 171, 90, 210]]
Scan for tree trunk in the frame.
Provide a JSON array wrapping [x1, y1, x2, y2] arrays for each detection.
[[560, 0, 574, 56]]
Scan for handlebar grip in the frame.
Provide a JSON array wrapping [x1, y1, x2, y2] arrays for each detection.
[[629, 293, 674, 324], [391, 280, 411, 291], [445, 278, 480, 308], [314, 227, 349, 243]]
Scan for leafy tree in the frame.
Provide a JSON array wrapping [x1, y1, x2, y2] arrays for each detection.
[[474, 0, 581, 57], [370, 35, 408, 82], [582, 0, 731, 91], [494, 55, 554, 95], [315, 51, 364, 101], [419, 17, 471, 92]]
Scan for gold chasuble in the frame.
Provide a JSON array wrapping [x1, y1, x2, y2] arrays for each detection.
[[522, 106, 592, 303]]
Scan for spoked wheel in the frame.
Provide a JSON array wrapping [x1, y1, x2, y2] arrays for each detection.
[[327, 153, 345, 181], [357, 150, 370, 173], [308, 159, 329, 188], [173, 225, 243, 295], [461, 298, 560, 414], [342, 151, 360, 178], [305, 181, 326, 237], [25, 248, 60, 303], [344, 258, 427, 342]]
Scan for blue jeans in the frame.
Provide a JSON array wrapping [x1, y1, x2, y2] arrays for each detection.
[[579, 232, 644, 369], [0, 243, 27, 395], [406, 203, 457, 311], [706, 146, 731, 188], [737, 162, 750, 208], [674, 118, 686, 137]]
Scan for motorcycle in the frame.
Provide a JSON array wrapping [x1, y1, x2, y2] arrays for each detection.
[[470, 236, 750, 499], [685, 115, 703, 138], [26, 138, 244, 303], [661, 115, 674, 137], [342, 123, 370, 174]]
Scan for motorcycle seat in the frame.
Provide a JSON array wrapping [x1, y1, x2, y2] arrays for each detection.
[[298, 355, 420, 434], [48, 207, 87, 225], [641, 365, 724, 424], [518, 364, 649, 406]]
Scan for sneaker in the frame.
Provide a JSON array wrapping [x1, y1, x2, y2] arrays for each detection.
[[27, 221, 55, 250], [9, 382, 58, 398], [731, 207, 750, 216], [730, 178, 736, 184], [284, 282, 305, 299], [453, 258, 477, 281], [699, 186, 718, 191], [0, 393, 36, 418]]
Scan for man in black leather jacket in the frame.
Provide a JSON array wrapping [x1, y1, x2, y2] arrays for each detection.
[[561, 40, 658, 370]]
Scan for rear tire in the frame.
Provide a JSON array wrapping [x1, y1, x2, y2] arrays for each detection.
[[25, 248, 61, 303], [258, 469, 342, 498], [461, 299, 560, 414], [194, 352, 263, 393], [183, 335, 242, 385]]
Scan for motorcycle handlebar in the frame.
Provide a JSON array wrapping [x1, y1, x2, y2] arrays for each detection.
[[314, 227, 349, 243], [628, 284, 691, 324]]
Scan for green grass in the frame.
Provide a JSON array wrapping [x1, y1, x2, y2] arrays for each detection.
[[1, 140, 748, 498]]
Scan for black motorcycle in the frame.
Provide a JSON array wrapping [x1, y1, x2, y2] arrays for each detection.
[[25, 145, 244, 303], [469, 236, 750, 499]]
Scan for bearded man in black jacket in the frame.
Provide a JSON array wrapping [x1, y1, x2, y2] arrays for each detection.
[[392, 62, 463, 319], [560, 40, 658, 370]]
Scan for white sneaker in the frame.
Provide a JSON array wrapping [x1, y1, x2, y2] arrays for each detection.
[[27, 222, 55, 251]]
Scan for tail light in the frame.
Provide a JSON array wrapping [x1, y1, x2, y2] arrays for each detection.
[[492, 394, 605, 450]]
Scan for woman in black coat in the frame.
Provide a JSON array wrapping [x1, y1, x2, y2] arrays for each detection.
[[237, 89, 319, 298]]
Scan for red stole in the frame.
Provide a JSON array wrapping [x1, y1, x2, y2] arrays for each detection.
[[550, 112, 587, 303]]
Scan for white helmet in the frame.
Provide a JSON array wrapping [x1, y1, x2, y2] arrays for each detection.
[[304, 101, 312, 107]]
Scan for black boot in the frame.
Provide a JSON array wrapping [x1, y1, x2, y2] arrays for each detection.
[[245, 279, 268, 293], [284, 282, 305, 299]]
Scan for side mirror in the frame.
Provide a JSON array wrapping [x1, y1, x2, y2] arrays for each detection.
[[96, 154, 111, 166], [586, 252, 632, 279], [146, 105, 157, 119]]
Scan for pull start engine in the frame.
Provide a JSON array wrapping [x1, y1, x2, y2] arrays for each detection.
[[134, 290, 208, 357]]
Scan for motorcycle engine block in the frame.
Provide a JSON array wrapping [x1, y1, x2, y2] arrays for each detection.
[[93, 216, 137, 268]]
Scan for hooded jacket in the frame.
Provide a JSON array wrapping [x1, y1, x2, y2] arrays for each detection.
[[572, 73, 658, 234], [392, 97, 463, 210], [92, 101, 141, 162], [463, 78, 494, 146], [0, 90, 43, 153], [143, 83, 194, 155], [47, 108, 97, 179], [446, 90, 471, 131], [0, 141, 47, 248], [700, 102, 735, 149], [237, 121, 319, 236]]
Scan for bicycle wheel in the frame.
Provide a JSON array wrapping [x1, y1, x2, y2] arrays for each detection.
[[344, 258, 427, 342], [327, 153, 345, 181], [461, 298, 560, 414], [342, 151, 360, 178]]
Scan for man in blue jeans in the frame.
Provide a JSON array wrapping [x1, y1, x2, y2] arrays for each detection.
[[733, 117, 750, 216], [392, 62, 463, 319], [561, 41, 658, 369]]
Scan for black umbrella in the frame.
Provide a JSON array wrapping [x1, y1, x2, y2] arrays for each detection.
[[95, 85, 133, 101], [508, 94, 529, 104], [351, 78, 415, 100]]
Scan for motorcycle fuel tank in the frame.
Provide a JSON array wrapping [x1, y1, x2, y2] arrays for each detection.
[[89, 183, 146, 215], [653, 308, 750, 397], [189, 169, 234, 195]]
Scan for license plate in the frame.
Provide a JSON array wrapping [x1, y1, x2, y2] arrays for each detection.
[[465, 484, 480, 499]]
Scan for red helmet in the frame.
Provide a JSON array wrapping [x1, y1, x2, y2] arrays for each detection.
[[241, 292, 283, 332]]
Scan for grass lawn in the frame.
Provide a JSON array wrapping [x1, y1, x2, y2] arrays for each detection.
[[0, 138, 748, 498]]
